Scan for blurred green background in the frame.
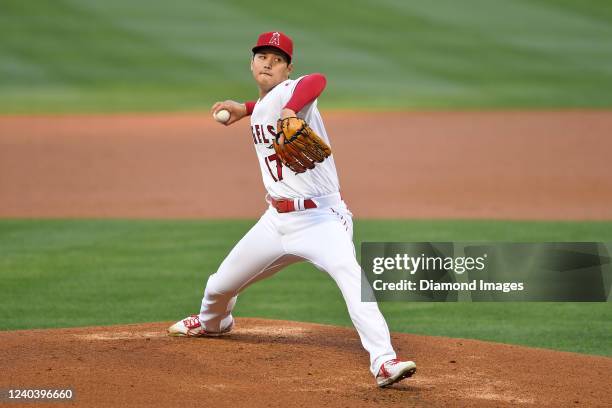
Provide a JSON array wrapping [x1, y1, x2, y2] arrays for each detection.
[[1, 219, 611, 356], [1, 0, 612, 113]]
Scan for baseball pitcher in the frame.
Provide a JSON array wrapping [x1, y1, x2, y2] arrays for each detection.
[[168, 31, 416, 388]]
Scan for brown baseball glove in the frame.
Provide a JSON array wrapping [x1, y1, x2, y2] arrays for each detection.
[[273, 117, 332, 174]]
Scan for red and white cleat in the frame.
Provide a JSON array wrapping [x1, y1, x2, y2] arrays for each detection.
[[167, 314, 233, 337], [376, 359, 417, 387]]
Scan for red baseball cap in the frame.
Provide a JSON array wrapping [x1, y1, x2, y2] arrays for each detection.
[[252, 31, 293, 62]]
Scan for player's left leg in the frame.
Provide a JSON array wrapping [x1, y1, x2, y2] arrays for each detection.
[[282, 203, 398, 376], [169, 209, 298, 336]]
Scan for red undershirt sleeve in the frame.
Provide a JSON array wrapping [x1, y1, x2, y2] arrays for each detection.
[[284, 73, 327, 113], [245, 101, 256, 116]]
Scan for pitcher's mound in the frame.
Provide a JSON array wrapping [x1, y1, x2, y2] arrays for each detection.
[[1, 318, 610, 407]]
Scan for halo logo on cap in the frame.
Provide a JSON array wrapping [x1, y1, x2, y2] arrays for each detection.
[[269, 32, 281, 46]]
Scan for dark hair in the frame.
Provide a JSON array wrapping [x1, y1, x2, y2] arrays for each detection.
[[252, 46, 291, 64]]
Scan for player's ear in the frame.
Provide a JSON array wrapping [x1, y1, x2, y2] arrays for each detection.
[[287, 63, 294, 76]]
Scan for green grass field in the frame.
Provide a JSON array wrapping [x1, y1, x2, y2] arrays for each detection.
[[1, 0, 612, 112], [1, 219, 610, 356]]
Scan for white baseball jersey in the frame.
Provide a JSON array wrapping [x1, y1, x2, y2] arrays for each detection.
[[250, 76, 340, 199]]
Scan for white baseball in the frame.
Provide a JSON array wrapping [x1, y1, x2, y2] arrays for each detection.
[[214, 109, 230, 123]]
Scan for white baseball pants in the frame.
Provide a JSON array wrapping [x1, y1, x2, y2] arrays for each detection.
[[198, 197, 396, 375]]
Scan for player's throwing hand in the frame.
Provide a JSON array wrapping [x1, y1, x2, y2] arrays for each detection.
[[211, 100, 248, 126]]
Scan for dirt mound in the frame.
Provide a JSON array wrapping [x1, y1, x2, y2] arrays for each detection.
[[1, 318, 610, 407], [1, 111, 612, 220]]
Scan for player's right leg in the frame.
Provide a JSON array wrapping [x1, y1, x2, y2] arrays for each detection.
[[282, 203, 416, 386], [168, 209, 292, 336]]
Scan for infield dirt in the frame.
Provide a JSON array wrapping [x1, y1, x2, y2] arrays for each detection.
[[1, 111, 611, 219], [1, 318, 611, 407]]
